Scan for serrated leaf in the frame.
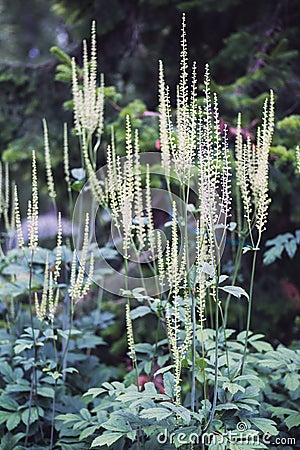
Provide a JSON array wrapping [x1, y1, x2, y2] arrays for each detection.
[[83, 388, 106, 398], [162, 402, 191, 423], [21, 407, 39, 425], [140, 407, 172, 420], [215, 403, 239, 411], [79, 425, 99, 440], [250, 418, 278, 436], [6, 413, 21, 431], [0, 395, 19, 411], [283, 372, 300, 391], [0, 410, 12, 425], [37, 386, 55, 398], [285, 239, 297, 258], [285, 412, 300, 429], [79, 408, 91, 421], [91, 431, 123, 448], [163, 372, 175, 398], [250, 340, 273, 353], [223, 382, 245, 395]]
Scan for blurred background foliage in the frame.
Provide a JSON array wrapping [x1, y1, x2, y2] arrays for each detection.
[[1, 0, 300, 343]]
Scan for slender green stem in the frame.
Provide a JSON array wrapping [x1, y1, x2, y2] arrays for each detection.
[[49, 381, 56, 450], [219, 306, 231, 377], [240, 247, 258, 374], [58, 294, 74, 376], [190, 293, 196, 412], [25, 249, 37, 447], [223, 235, 245, 327], [200, 328, 207, 405], [50, 317, 58, 450], [203, 294, 219, 432]]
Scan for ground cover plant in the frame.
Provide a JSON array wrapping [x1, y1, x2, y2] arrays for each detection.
[[0, 15, 299, 450]]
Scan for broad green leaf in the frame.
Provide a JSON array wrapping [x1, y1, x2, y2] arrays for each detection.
[[76, 334, 106, 349], [285, 412, 300, 429], [83, 388, 106, 398], [162, 402, 191, 423], [0, 395, 19, 411], [101, 417, 130, 433], [215, 403, 239, 411], [134, 343, 153, 354], [163, 372, 175, 399], [249, 340, 273, 352], [21, 407, 40, 425], [0, 362, 14, 382], [283, 372, 300, 391], [140, 407, 172, 420], [91, 431, 123, 448], [6, 413, 21, 431], [285, 239, 297, 258], [223, 382, 245, 395], [37, 386, 55, 398], [130, 306, 152, 320], [80, 408, 91, 420], [14, 340, 34, 354], [250, 418, 278, 436], [234, 375, 265, 388], [56, 413, 81, 424], [0, 410, 12, 425], [79, 425, 99, 440]]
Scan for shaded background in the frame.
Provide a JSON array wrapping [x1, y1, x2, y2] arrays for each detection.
[[1, 0, 300, 344]]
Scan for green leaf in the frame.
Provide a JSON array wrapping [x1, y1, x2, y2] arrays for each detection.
[[0, 362, 14, 382], [83, 388, 106, 398], [91, 431, 123, 448], [134, 343, 153, 354], [6, 413, 21, 431], [153, 365, 174, 376], [249, 340, 273, 353], [14, 339, 34, 354], [223, 382, 245, 395], [80, 408, 91, 421], [285, 239, 297, 258], [76, 334, 106, 349], [140, 407, 172, 420], [219, 285, 249, 300], [21, 407, 40, 425], [130, 306, 152, 320], [283, 372, 300, 391], [162, 402, 191, 423], [250, 418, 278, 436], [37, 386, 55, 398], [0, 410, 12, 425], [56, 413, 81, 425], [0, 395, 19, 411], [163, 372, 175, 398], [285, 412, 300, 429], [0, 432, 25, 450], [79, 425, 99, 440], [215, 403, 239, 411]]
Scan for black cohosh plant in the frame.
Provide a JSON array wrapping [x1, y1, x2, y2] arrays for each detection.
[[0, 14, 299, 450]]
